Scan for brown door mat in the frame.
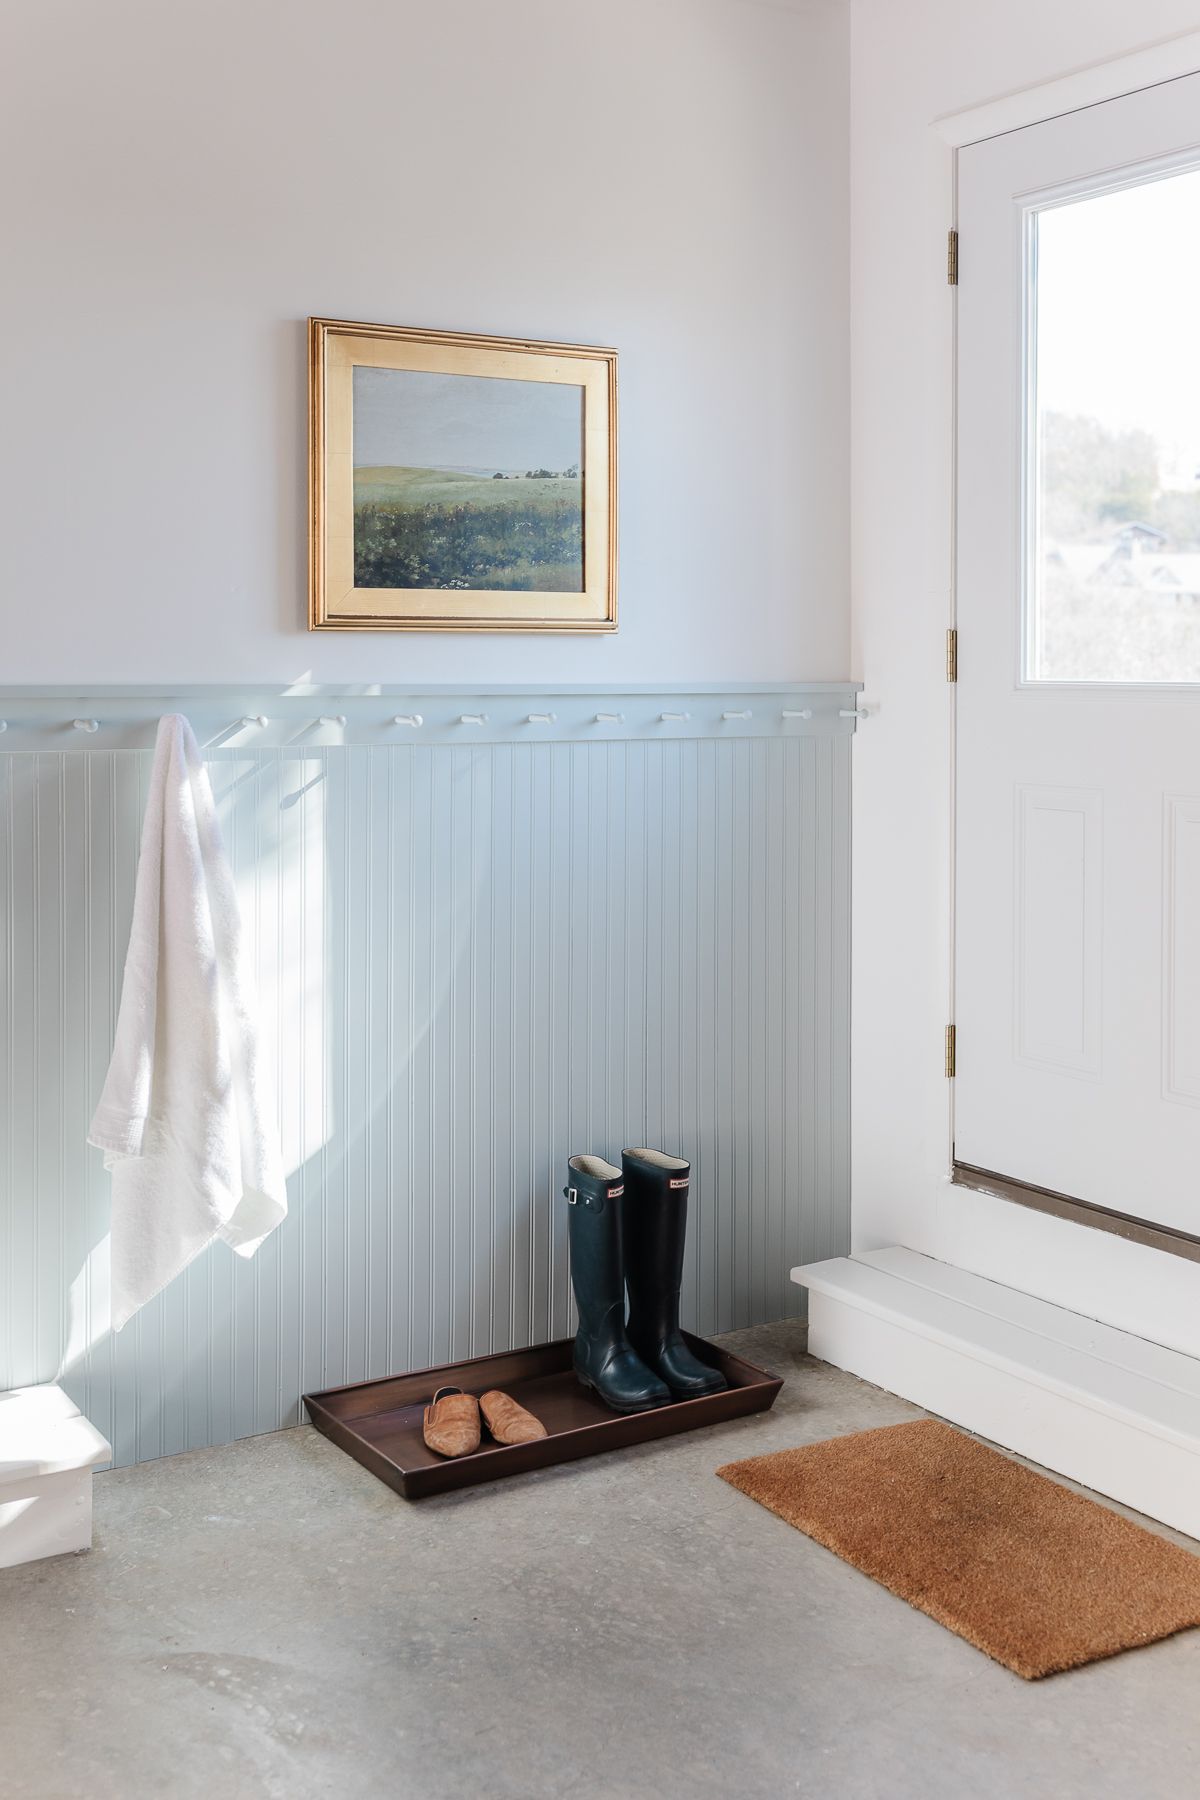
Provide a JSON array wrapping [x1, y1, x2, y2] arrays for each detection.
[[717, 1418, 1200, 1679]]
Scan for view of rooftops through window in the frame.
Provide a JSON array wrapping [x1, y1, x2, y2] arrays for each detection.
[[1030, 164, 1200, 681]]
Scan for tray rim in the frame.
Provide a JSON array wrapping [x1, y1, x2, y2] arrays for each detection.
[[303, 1329, 779, 1414], [303, 1331, 784, 1499]]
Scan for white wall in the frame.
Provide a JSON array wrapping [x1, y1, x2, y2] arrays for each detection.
[[849, 2, 1200, 1351], [0, 0, 848, 686]]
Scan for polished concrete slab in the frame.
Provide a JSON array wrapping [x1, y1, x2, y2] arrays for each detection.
[[2, 1323, 1197, 1800]]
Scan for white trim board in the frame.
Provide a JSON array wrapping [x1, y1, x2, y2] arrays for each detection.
[[0, 683, 860, 753], [793, 1248, 1200, 1540], [936, 30, 1200, 147]]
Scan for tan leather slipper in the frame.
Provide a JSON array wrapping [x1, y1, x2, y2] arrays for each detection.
[[480, 1389, 548, 1446], [422, 1385, 481, 1458]]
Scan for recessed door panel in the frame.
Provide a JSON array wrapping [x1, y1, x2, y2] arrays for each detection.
[[1014, 785, 1101, 1074]]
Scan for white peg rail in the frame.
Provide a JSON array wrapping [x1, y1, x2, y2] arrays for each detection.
[[0, 684, 862, 752]]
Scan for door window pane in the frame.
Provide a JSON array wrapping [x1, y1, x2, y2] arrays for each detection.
[[1028, 166, 1200, 681]]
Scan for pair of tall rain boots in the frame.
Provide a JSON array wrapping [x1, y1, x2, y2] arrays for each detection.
[[564, 1148, 726, 1412]]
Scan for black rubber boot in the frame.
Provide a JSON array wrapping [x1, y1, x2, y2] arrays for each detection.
[[565, 1155, 671, 1413], [622, 1149, 727, 1398]]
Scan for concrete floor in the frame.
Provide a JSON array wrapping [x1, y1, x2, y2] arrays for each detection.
[[3, 1325, 1199, 1800]]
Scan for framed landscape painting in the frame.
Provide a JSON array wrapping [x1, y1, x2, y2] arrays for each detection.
[[308, 318, 617, 631]]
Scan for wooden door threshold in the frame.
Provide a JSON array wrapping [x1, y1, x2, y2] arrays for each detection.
[[952, 1161, 1200, 1266]]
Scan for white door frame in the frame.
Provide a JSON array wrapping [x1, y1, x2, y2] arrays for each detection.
[[935, 31, 1200, 150], [921, 31, 1200, 1353]]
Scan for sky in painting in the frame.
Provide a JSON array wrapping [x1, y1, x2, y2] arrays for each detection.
[[353, 366, 584, 473]]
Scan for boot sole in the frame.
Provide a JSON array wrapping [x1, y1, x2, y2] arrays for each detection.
[[574, 1371, 671, 1413]]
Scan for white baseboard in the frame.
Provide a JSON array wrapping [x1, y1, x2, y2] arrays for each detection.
[[792, 1247, 1200, 1540], [0, 1385, 112, 1569]]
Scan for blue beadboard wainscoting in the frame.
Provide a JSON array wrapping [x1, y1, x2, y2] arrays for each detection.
[[0, 685, 855, 1466]]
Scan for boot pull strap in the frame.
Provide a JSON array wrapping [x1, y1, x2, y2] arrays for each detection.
[[564, 1184, 615, 1213]]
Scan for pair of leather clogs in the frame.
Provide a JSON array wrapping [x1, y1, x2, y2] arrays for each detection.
[[422, 1385, 547, 1459]]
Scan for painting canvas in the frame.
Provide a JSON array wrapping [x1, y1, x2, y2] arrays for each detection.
[[352, 368, 584, 593], [310, 319, 617, 632]]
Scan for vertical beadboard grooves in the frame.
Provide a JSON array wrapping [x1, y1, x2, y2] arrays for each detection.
[[0, 689, 853, 1467]]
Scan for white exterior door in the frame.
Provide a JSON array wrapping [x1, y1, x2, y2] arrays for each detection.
[[955, 75, 1200, 1235]]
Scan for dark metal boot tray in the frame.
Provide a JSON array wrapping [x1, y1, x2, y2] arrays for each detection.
[[303, 1333, 782, 1499]]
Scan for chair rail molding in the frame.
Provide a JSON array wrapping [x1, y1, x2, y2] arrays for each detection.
[[0, 683, 863, 752]]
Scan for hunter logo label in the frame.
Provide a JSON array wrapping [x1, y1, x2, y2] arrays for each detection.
[[609, 1185, 624, 1198], [669, 1177, 689, 1189]]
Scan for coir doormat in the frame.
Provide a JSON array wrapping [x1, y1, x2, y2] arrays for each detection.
[[717, 1418, 1200, 1678]]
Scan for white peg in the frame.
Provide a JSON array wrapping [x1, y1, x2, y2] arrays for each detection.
[[839, 707, 870, 720], [73, 718, 99, 733], [659, 711, 690, 723], [782, 708, 813, 720], [393, 714, 423, 728], [241, 714, 268, 728], [526, 712, 556, 725], [722, 709, 752, 721], [594, 711, 624, 724], [319, 714, 347, 727], [459, 713, 487, 726]]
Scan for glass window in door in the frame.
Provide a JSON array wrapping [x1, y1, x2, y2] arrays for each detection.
[[1027, 164, 1200, 682]]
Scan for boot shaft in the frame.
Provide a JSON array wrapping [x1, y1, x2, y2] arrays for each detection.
[[564, 1154, 626, 1329], [621, 1146, 727, 1398], [621, 1148, 691, 1310]]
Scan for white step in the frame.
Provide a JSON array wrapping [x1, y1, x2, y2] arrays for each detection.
[[0, 1385, 112, 1568], [792, 1247, 1200, 1539]]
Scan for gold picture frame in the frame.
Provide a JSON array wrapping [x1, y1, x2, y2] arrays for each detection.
[[308, 317, 617, 632]]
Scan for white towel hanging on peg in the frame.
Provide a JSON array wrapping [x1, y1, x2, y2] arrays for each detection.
[[88, 715, 286, 1328]]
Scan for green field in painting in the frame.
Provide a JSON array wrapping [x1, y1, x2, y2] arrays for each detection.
[[353, 465, 583, 592], [354, 465, 577, 508]]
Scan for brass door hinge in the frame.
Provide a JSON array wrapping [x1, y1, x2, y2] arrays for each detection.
[[945, 1024, 956, 1079], [946, 627, 958, 682], [947, 228, 959, 286]]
